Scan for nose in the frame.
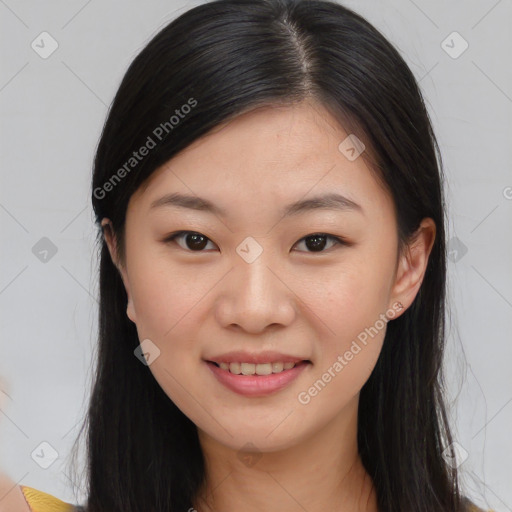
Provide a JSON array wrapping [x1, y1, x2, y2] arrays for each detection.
[[214, 250, 296, 334]]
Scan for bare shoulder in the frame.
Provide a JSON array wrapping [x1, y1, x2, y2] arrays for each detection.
[[0, 471, 32, 512]]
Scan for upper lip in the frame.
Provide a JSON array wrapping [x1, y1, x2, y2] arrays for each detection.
[[206, 351, 310, 365]]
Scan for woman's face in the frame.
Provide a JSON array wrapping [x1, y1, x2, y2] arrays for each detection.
[[104, 100, 434, 454]]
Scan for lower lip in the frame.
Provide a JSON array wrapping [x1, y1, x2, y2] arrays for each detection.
[[205, 361, 310, 397]]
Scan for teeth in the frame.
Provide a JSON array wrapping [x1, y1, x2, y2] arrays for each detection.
[[217, 361, 298, 375], [272, 362, 284, 372]]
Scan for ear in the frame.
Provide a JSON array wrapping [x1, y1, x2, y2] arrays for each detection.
[[101, 218, 137, 323], [389, 217, 436, 317]]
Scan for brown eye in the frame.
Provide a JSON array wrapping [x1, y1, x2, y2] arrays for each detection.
[[293, 233, 345, 253], [165, 231, 217, 251]]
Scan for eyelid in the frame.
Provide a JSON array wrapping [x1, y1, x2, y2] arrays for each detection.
[[163, 230, 349, 253]]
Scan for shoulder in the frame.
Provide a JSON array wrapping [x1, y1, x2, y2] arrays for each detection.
[[0, 471, 30, 512], [19, 485, 76, 512], [0, 472, 76, 512]]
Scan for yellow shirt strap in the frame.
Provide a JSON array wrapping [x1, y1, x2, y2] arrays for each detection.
[[467, 503, 495, 512], [19, 486, 75, 512]]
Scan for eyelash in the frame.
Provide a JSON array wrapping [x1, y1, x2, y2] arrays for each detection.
[[163, 231, 348, 254]]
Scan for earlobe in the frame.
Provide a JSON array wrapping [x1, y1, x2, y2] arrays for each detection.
[[389, 218, 436, 315], [126, 297, 136, 323]]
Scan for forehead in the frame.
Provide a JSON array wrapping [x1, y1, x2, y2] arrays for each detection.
[[130, 100, 393, 219]]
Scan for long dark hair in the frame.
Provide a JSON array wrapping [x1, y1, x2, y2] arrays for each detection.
[[71, 0, 470, 510]]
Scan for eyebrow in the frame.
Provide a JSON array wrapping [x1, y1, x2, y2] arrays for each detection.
[[150, 192, 364, 218]]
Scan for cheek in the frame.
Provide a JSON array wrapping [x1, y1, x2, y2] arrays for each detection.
[[305, 259, 389, 339], [127, 250, 209, 340], [300, 255, 392, 393], [300, 286, 386, 414], [127, 261, 212, 421]]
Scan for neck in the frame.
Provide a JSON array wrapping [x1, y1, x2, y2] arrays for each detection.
[[192, 394, 378, 512]]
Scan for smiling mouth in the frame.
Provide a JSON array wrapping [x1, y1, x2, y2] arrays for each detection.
[[208, 360, 311, 376]]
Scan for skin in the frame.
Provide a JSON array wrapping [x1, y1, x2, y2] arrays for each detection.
[[102, 99, 435, 512]]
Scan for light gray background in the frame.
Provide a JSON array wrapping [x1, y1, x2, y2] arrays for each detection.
[[1, 0, 511, 509]]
